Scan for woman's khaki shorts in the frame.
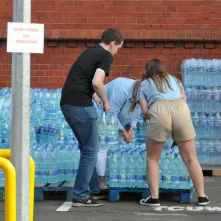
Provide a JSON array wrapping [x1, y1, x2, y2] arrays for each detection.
[[147, 98, 196, 142]]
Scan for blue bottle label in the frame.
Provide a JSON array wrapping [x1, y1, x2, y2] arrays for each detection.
[[99, 136, 105, 142], [105, 136, 117, 143], [109, 174, 119, 181]]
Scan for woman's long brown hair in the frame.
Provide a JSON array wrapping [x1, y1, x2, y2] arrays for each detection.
[[128, 79, 141, 112], [142, 59, 173, 93]]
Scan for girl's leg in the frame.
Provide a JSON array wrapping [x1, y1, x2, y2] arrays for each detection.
[[176, 139, 205, 197], [146, 138, 165, 199]]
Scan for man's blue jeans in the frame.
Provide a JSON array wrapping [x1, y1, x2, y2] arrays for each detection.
[[61, 105, 100, 200]]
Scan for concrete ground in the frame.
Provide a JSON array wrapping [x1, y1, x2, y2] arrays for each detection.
[[0, 177, 220, 221]]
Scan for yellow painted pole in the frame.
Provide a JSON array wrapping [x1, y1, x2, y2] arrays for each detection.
[[0, 157, 16, 221], [0, 150, 35, 221], [0, 150, 10, 159], [29, 157, 35, 221]]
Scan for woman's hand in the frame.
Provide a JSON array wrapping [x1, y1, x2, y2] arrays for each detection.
[[127, 126, 134, 143], [121, 129, 132, 143]]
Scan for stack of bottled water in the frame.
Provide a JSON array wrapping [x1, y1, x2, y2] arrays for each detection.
[[29, 88, 80, 184], [181, 59, 221, 165], [106, 141, 192, 189], [185, 86, 221, 112], [0, 88, 11, 149], [0, 87, 81, 185], [0, 88, 12, 186], [159, 146, 191, 189], [181, 59, 221, 87], [0, 87, 193, 190]]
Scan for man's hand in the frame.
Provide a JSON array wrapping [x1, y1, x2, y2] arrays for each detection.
[[94, 96, 102, 107], [104, 101, 110, 113]]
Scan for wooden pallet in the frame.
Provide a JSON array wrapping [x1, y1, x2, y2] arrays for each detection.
[[109, 187, 195, 204], [35, 181, 74, 201], [202, 165, 221, 177], [0, 181, 74, 202], [212, 170, 221, 177]]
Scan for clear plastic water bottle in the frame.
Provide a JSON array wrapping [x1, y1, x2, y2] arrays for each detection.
[[39, 123, 49, 145], [191, 112, 199, 137], [198, 86, 205, 110], [198, 113, 206, 138], [181, 59, 191, 86], [118, 151, 127, 188], [191, 87, 198, 111], [211, 87, 218, 112], [205, 60, 212, 87], [205, 88, 212, 111], [108, 151, 119, 187], [71, 146, 80, 182], [208, 140, 216, 165], [160, 153, 171, 189], [30, 124, 37, 148], [126, 151, 136, 187], [47, 147, 58, 183], [200, 139, 209, 164], [214, 113, 220, 138], [195, 139, 202, 163], [198, 59, 205, 85], [172, 153, 180, 189], [136, 149, 146, 188], [137, 116, 147, 144], [0, 169, 5, 187], [0, 116, 10, 149], [106, 112, 118, 149]]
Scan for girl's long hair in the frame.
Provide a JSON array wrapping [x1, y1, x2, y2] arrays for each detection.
[[129, 79, 141, 112], [142, 59, 173, 93]]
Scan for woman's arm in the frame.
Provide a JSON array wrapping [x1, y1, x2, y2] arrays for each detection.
[[139, 98, 149, 120]]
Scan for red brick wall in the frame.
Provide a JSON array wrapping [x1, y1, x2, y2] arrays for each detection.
[[0, 0, 221, 88]]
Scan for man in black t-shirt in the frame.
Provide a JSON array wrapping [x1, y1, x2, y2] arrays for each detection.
[[60, 28, 123, 207]]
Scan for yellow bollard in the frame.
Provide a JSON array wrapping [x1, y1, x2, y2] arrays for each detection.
[[0, 157, 16, 221], [0, 150, 35, 221], [29, 157, 35, 221]]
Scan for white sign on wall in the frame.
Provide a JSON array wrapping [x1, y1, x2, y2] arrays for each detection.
[[7, 22, 44, 53]]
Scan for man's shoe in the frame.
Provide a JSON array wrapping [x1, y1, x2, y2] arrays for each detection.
[[198, 195, 210, 206], [140, 196, 160, 207], [72, 196, 103, 207], [90, 192, 108, 200]]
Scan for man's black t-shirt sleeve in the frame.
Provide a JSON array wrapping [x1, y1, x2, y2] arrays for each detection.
[[97, 52, 113, 76]]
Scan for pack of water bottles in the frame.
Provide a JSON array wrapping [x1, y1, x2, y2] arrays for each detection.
[[181, 59, 221, 165], [97, 111, 119, 150], [181, 59, 221, 87], [105, 140, 191, 189]]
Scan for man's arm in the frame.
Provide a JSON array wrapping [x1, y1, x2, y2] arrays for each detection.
[[92, 69, 110, 112]]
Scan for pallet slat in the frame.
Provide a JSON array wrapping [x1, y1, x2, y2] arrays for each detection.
[[34, 181, 73, 201], [212, 170, 221, 177]]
